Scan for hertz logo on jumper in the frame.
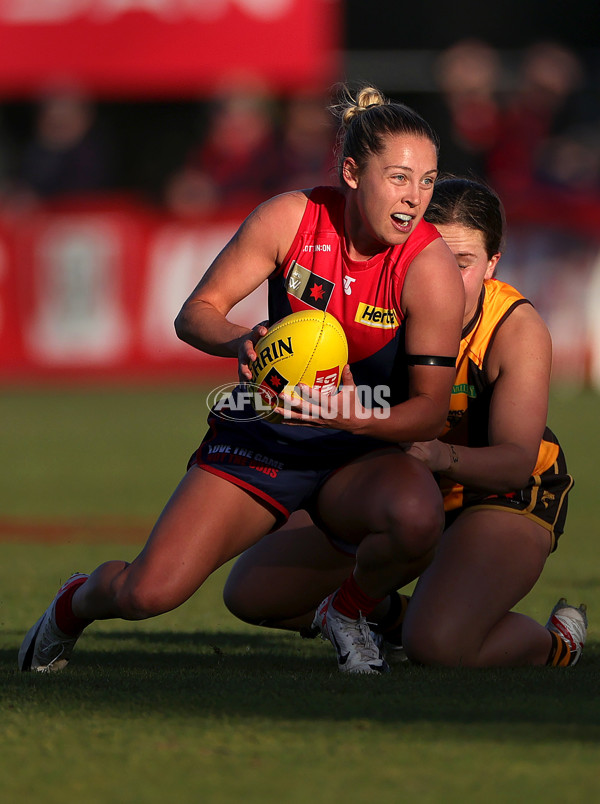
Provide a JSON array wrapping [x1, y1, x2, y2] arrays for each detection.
[[355, 303, 399, 329]]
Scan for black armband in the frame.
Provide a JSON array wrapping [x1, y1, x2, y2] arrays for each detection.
[[407, 354, 457, 368]]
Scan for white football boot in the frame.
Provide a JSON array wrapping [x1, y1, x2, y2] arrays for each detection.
[[19, 573, 89, 672], [312, 592, 389, 674], [545, 597, 588, 666]]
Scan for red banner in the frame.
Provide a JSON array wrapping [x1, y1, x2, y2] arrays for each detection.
[[0, 200, 267, 382], [1, 194, 599, 387], [0, 0, 341, 97]]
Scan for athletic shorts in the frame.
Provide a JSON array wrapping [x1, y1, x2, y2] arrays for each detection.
[[446, 445, 573, 552], [324, 444, 574, 557], [188, 412, 394, 527]]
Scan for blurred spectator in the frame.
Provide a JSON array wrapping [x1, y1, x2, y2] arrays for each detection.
[[424, 38, 502, 177], [485, 41, 586, 198], [537, 125, 600, 194], [15, 87, 114, 203], [275, 92, 337, 193], [0, 110, 16, 197], [165, 79, 281, 217]]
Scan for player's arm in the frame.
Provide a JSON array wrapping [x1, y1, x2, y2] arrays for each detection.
[[412, 304, 552, 492], [174, 191, 308, 370], [373, 237, 464, 441]]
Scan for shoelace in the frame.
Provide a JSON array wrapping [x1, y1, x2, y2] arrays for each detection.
[[44, 650, 66, 671], [344, 615, 380, 661], [37, 614, 75, 659], [39, 634, 67, 659]]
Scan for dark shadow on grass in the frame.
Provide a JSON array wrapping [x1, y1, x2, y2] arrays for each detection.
[[3, 629, 600, 736]]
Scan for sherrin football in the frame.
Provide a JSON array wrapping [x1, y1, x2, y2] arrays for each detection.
[[249, 310, 348, 419]]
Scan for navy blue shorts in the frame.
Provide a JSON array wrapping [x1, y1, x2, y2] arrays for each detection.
[[188, 412, 393, 527]]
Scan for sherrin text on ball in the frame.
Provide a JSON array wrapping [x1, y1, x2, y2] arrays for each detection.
[[249, 310, 348, 417]]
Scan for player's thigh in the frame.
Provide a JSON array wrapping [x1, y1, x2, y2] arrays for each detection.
[[128, 465, 278, 608], [224, 511, 354, 621], [316, 448, 443, 543], [404, 508, 552, 648]]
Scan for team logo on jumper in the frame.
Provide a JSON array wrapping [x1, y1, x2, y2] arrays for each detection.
[[354, 302, 398, 329], [286, 261, 334, 311]]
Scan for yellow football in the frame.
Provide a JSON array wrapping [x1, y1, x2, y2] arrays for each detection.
[[249, 310, 348, 419]]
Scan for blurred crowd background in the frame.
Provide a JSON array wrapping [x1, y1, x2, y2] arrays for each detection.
[[1, 38, 599, 215], [1, 0, 599, 387]]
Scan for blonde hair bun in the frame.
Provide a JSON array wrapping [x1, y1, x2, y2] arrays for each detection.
[[338, 85, 387, 127]]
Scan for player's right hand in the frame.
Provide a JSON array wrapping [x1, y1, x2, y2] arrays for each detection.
[[238, 321, 268, 382]]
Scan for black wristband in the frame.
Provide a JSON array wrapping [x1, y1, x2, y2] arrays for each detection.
[[407, 354, 457, 367]]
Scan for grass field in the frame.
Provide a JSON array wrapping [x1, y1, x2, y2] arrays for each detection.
[[1, 385, 599, 803]]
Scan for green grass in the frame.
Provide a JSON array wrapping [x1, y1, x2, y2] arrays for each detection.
[[1, 385, 599, 803]]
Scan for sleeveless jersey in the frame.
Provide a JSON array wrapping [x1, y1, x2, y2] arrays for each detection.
[[441, 278, 561, 511], [268, 185, 441, 404]]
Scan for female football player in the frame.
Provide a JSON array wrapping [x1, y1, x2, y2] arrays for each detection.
[[224, 177, 586, 669], [19, 85, 464, 675]]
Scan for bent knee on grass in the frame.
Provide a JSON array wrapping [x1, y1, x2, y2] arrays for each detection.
[[222, 582, 264, 625], [403, 616, 484, 667]]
